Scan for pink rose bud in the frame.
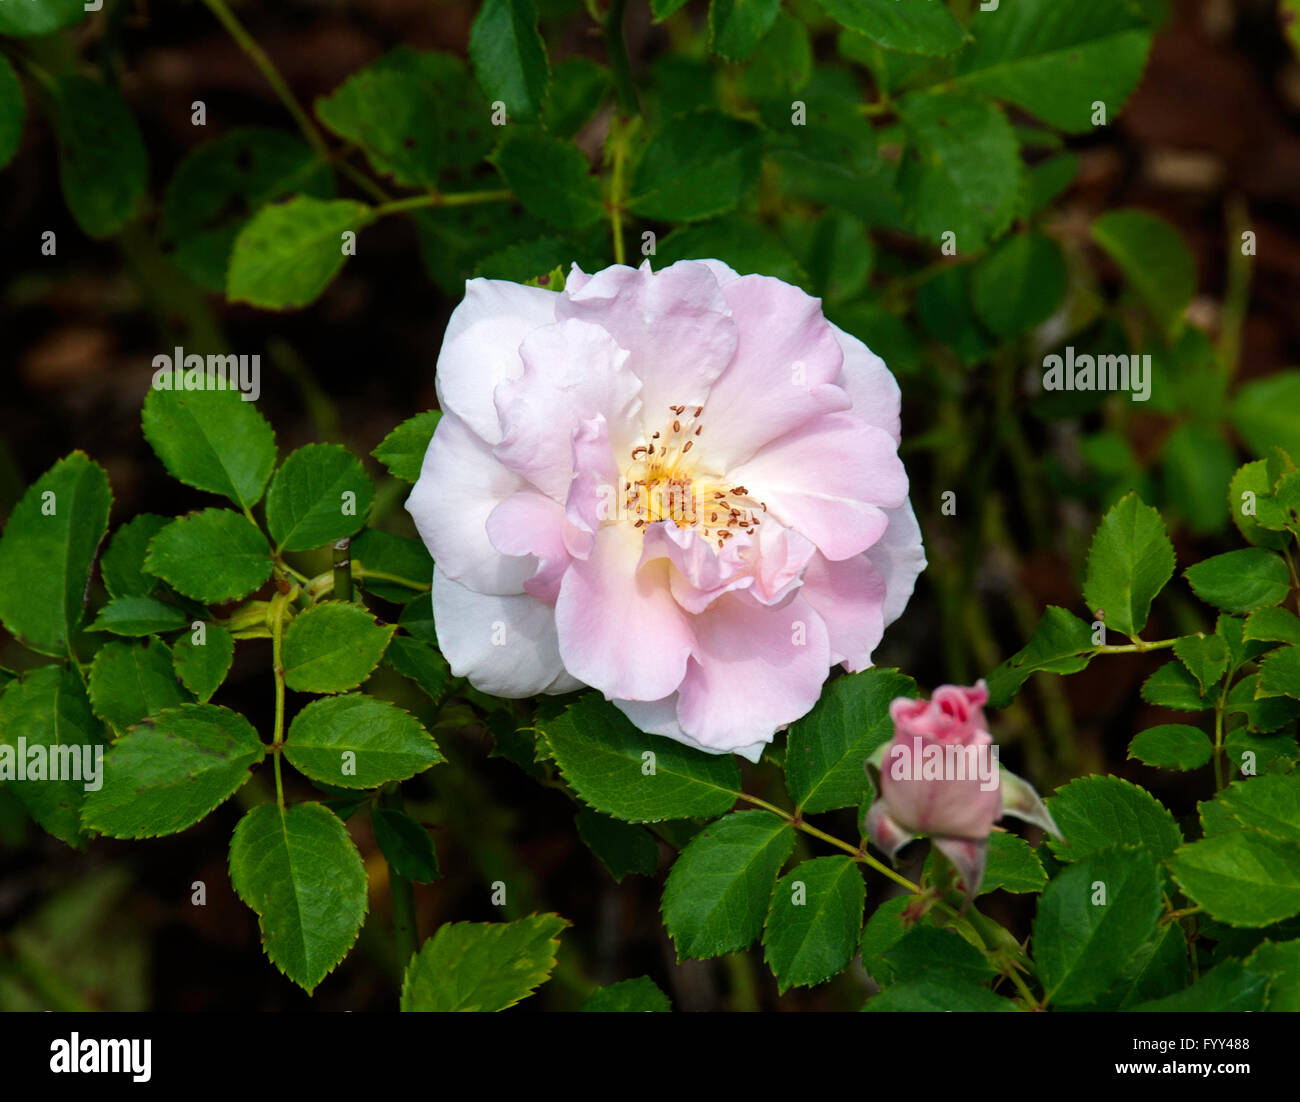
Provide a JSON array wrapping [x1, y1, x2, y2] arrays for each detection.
[[864, 680, 1061, 900], [879, 681, 1002, 839]]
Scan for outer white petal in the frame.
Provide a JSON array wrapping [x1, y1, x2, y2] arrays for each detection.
[[406, 412, 534, 595], [868, 498, 927, 628], [613, 696, 766, 762], [432, 568, 570, 697], [829, 320, 901, 444], [435, 278, 559, 446]]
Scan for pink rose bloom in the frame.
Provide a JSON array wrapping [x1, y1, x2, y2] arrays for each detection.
[[408, 260, 926, 759], [865, 680, 1061, 898]]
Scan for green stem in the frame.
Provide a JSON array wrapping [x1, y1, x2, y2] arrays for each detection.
[[1092, 637, 1181, 655], [373, 189, 513, 219], [269, 591, 290, 808], [603, 0, 639, 115], [738, 793, 921, 894], [332, 537, 353, 603], [605, 116, 634, 266], [381, 788, 419, 969], [1212, 682, 1228, 791], [200, 0, 329, 161]]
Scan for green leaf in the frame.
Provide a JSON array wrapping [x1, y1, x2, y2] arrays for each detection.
[[1232, 371, 1300, 461], [141, 386, 277, 510], [1258, 645, 1300, 701], [0, 0, 86, 36], [468, 0, 551, 123], [580, 976, 671, 1012], [1226, 673, 1300, 736], [1044, 774, 1183, 863], [1141, 659, 1211, 711], [144, 509, 272, 603], [0, 451, 111, 657], [1246, 939, 1300, 1011], [227, 197, 373, 310], [1090, 921, 1188, 1010], [1173, 632, 1229, 693], [0, 54, 24, 170], [896, 91, 1020, 251], [651, 0, 692, 17], [575, 807, 659, 882], [954, 0, 1152, 132], [491, 131, 604, 229], [1170, 829, 1300, 926], [52, 76, 147, 238], [1229, 459, 1292, 550], [762, 856, 865, 993], [538, 695, 742, 822], [970, 231, 1067, 337], [161, 128, 333, 292], [88, 638, 190, 734], [1217, 776, 1300, 843], [265, 444, 372, 552], [922, 831, 1048, 895], [1082, 492, 1175, 638], [865, 978, 1017, 1012], [89, 596, 189, 637], [229, 802, 368, 994], [82, 704, 264, 839], [541, 57, 611, 137], [803, 212, 873, 305], [1245, 607, 1300, 646], [710, 0, 782, 61], [383, 636, 451, 703], [1134, 959, 1269, 1012], [285, 693, 441, 788], [879, 927, 995, 984], [1033, 846, 1163, 1006], [785, 667, 917, 813], [859, 895, 910, 983], [1162, 422, 1236, 536], [371, 807, 441, 883], [1128, 724, 1213, 771], [351, 528, 432, 599], [1091, 210, 1196, 336], [172, 624, 234, 703], [661, 810, 795, 960], [281, 603, 394, 693], [372, 410, 441, 484], [316, 55, 441, 188], [400, 914, 568, 1010], [654, 215, 807, 286], [1184, 548, 1291, 614], [101, 514, 170, 599], [0, 666, 107, 847], [986, 606, 1094, 708], [816, 0, 964, 56], [1019, 152, 1078, 218], [628, 110, 763, 223]]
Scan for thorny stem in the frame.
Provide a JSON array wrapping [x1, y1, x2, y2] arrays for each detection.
[[603, 0, 639, 115], [269, 591, 290, 809], [332, 537, 353, 603], [374, 190, 513, 218], [606, 116, 635, 266], [200, 0, 329, 161]]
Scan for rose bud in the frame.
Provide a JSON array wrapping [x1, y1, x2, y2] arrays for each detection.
[[865, 680, 1060, 899]]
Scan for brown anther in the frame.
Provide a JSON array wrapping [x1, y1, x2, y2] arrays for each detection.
[[694, 425, 702, 435], [672, 420, 680, 433], [683, 440, 693, 453], [694, 406, 703, 417], [634, 519, 645, 528], [731, 485, 748, 496]]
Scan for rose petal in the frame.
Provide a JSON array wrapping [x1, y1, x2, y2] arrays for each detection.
[[407, 412, 534, 594], [435, 278, 557, 445], [727, 412, 907, 561], [433, 568, 575, 696], [554, 524, 695, 701], [674, 591, 830, 751]]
